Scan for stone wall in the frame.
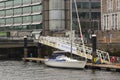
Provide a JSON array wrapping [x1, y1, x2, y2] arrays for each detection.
[[96, 30, 120, 43], [95, 30, 120, 53]]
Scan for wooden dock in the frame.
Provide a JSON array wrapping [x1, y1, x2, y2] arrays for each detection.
[[23, 57, 47, 63], [86, 63, 120, 72], [23, 57, 120, 72]]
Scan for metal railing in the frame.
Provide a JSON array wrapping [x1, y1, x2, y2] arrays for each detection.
[[39, 36, 110, 63]]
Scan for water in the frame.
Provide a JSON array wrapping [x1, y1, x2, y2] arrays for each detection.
[[0, 61, 119, 80]]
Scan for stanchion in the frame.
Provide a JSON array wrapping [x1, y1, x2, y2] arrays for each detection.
[[24, 36, 28, 58], [92, 34, 97, 64]]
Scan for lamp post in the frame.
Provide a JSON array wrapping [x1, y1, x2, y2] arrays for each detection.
[[24, 36, 28, 58]]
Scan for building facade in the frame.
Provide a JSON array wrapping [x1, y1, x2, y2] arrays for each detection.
[[72, 0, 101, 32], [101, 0, 120, 30], [0, 0, 100, 37], [43, 0, 70, 36], [0, 0, 42, 36], [0, 0, 70, 36]]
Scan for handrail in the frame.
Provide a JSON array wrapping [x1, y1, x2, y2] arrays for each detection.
[[39, 36, 110, 63]]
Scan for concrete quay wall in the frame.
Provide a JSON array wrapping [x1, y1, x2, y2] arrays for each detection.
[[95, 30, 120, 56]]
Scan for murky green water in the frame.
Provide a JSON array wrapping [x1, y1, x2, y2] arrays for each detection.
[[0, 61, 119, 80]]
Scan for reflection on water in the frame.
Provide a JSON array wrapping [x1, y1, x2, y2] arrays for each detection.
[[0, 61, 119, 80]]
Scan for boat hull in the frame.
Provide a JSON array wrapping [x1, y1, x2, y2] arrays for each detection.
[[44, 60, 86, 69]]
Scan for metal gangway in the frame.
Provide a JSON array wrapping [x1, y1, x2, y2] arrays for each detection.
[[39, 36, 110, 64]]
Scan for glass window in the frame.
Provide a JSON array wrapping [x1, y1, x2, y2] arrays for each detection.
[[27, 25, 33, 29], [36, 24, 42, 29], [32, 15, 42, 22], [14, 0, 22, 6], [49, 0, 64, 10], [0, 10, 5, 17], [6, 9, 13, 16], [6, 0, 13, 8], [79, 12, 89, 19], [32, 0, 42, 4], [14, 17, 22, 24], [0, 27, 6, 31], [6, 18, 13, 24], [14, 8, 22, 15], [81, 21, 90, 29], [0, 18, 5, 25], [49, 20, 65, 31], [91, 2, 100, 9], [32, 5, 42, 13], [23, 7, 31, 14], [82, 2, 89, 9], [72, 12, 77, 18], [91, 12, 100, 19], [23, 0, 31, 5], [22, 25, 27, 29], [76, 2, 82, 8], [17, 25, 23, 30], [0, 2, 4, 8], [13, 26, 22, 30], [23, 16, 32, 23]]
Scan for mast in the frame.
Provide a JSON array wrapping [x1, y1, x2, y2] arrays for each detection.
[[73, 0, 86, 60], [70, 0, 73, 58]]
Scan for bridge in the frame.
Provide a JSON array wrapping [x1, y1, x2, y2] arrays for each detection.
[[39, 36, 110, 63]]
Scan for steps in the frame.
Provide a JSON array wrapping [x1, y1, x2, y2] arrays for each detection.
[[39, 36, 110, 63]]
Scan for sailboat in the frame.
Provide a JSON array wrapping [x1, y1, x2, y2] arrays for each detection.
[[44, 0, 87, 69]]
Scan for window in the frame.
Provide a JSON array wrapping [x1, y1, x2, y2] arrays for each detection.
[[112, 14, 118, 30], [107, 0, 113, 12], [106, 15, 109, 30], [49, 20, 65, 31], [32, 15, 42, 23], [75, 2, 82, 8], [103, 15, 109, 30], [79, 12, 89, 19], [32, 0, 42, 4], [14, 8, 22, 15], [36, 24, 42, 29], [91, 12, 100, 19], [91, 2, 100, 9], [119, 0, 120, 10], [0, 2, 4, 8], [23, 16, 32, 23], [82, 2, 89, 9], [6, 9, 13, 16], [103, 15, 106, 30], [116, 0, 120, 10], [22, 25, 27, 29], [23, 0, 31, 5], [14, 0, 22, 6], [0, 10, 5, 17], [32, 5, 42, 13], [81, 21, 90, 29], [14, 17, 22, 24], [112, 14, 114, 29], [13, 26, 23, 30], [115, 14, 118, 29], [23, 7, 31, 14], [6, 18, 13, 24], [0, 18, 5, 25], [72, 12, 77, 18], [6, 0, 13, 8], [49, 0, 64, 10]]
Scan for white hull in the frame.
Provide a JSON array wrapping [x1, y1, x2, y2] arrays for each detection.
[[44, 60, 86, 69]]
